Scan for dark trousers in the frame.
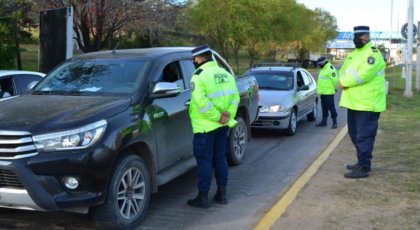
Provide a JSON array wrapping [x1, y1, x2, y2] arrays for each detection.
[[320, 94, 337, 119], [347, 109, 380, 170], [193, 126, 229, 193]]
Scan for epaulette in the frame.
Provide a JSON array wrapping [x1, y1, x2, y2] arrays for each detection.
[[194, 69, 203, 76], [371, 47, 378, 52], [330, 65, 334, 70]]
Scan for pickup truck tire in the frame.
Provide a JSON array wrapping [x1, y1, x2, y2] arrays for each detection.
[[91, 155, 151, 230], [307, 103, 317, 121], [227, 117, 247, 166], [286, 109, 297, 136]]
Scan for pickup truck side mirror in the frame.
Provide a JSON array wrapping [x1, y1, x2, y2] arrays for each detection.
[[27, 81, 39, 93], [151, 82, 181, 98], [297, 85, 309, 91]]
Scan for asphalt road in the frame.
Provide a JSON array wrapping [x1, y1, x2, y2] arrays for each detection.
[[0, 90, 346, 230]]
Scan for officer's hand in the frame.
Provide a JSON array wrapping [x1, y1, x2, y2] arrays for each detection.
[[339, 81, 348, 90], [219, 112, 230, 124]]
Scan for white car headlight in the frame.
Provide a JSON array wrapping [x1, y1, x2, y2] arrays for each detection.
[[33, 120, 107, 151], [260, 105, 285, 113]]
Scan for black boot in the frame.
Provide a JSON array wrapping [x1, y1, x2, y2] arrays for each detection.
[[331, 118, 337, 129], [316, 117, 327, 127], [213, 187, 227, 205], [187, 192, 210, 208]]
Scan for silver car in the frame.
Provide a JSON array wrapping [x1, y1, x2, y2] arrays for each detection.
[[246, 66, 318, 135]]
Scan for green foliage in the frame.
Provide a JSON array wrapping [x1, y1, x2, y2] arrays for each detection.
[[188, 0, 338, 72], [0, 17, 17, 68]]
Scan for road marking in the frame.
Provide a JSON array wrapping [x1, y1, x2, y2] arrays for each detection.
[[254, 125, 348, 230]]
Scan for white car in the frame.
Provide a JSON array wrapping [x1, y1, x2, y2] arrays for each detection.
[[245, 65, 318, 136], [0, 70, 45, 99]]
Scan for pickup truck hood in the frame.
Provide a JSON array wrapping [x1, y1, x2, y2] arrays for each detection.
[[0, 95, 131, 133], [258, 89, 293, 106]]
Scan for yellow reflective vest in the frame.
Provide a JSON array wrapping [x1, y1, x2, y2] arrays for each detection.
[[317, 62, 338, 95], [189, 61, 240, 133], [339, 41, 386, 112]]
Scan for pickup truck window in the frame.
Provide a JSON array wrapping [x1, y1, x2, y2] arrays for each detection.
[[33, 59, 149, 96], [158, 61, 185, 90]]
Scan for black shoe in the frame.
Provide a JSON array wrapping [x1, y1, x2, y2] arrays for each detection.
[[345, 163, 371, 172], [344, 167, 369, 179], [331, 122, 337, 129], [187, 193, 210, 208], [213, 187, 228, 205]]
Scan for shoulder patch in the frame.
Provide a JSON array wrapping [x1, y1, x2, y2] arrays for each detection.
[[368, 56, 375, 65], [194, 69, 203, 76]]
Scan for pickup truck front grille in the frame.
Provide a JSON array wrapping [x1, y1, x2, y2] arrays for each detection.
[[0, 131, 38, 159], [0, 169, 24, 188]]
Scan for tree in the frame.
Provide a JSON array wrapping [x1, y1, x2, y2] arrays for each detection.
[[0, 0, 37, 69], [42, 0, 150, 52], [287, 7, 338, 66]]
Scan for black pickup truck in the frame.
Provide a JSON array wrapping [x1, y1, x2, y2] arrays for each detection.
[[0, 47, 258, 229]]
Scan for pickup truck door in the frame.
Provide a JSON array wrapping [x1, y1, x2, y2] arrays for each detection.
[[150, 60, 194, 169]]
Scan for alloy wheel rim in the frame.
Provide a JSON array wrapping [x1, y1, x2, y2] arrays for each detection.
[[117, 167, 146, 220], [234, 123, 246, 159]]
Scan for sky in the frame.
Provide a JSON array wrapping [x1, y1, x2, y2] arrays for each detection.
[[296, 0, 418, 33]]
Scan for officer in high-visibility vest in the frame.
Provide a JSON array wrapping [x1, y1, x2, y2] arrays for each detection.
[[187, 44, 240, 208], [315, 56, 339, 129], [339, 26, 386, 179]]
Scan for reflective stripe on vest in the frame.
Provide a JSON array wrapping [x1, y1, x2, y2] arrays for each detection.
[[376, 69, 385, 76], [200, 102, 213, 113], [346, 68, 363, 84], [207, 89, 237, 99]]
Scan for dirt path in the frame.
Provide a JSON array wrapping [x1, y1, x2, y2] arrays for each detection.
[[273, 127, 420, 229]]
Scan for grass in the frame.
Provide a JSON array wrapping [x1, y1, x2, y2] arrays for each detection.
[[19, 43, 39, 71], [327, 65, 420, 228]]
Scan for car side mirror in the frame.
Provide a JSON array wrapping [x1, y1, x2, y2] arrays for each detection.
[[151, 82, 181, 98], [27, 81, 39, 93]]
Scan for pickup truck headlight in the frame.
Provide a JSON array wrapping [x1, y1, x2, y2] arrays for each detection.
[[260, 105, 285, 113], [33, 120, 107, 151]]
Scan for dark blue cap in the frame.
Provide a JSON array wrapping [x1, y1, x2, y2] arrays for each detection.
[[354, 26, 370, 34], [317, 56, 327, 65], [192, 44, 211, 57]]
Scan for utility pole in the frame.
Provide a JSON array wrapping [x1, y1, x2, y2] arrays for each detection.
[[404, 0, 414, 97], [416, 21, 420, 92]]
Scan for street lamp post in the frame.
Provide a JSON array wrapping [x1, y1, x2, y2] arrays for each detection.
[[416, 21, 420, 92], [404, 0, 414, 97]]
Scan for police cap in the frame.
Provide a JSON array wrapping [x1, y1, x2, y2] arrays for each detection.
[[353, 26, 370, 35], [317, 56, 327, 65], [192, 44, 211, 57]]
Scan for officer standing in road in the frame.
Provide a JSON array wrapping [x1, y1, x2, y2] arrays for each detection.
[[339, 26, 386, 178], [315, 56, 338, 129], [187, 44, 240, 208]]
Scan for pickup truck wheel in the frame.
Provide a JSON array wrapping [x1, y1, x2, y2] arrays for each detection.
[[307, 103, 317, 121], [228, 117, 247, 166], [91, 155, 151, 230], [286, 109, 297, 136]]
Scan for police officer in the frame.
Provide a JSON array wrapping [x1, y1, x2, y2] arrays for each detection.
[[315, 56, 338, 129], [187, 44, 240, 208], [339, 26, 386, 178]]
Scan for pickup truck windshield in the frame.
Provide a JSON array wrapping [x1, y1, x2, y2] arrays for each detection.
[[32, 59, 149, 96]]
